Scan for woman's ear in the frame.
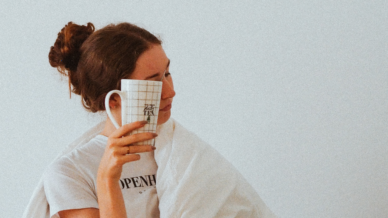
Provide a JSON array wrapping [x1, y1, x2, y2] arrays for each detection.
[[109, 93, 121, 109]]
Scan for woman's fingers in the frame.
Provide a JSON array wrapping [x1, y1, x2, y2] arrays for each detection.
[[110, 121, 148, 138], [115, 145, 155, 155], [122, 154, 141, 163], [108, 132, 158, 148], [122, 132, 157, 146], [123, 154, 141, 162], [113, 145, 155, 165], [110, 154, 142, 167]]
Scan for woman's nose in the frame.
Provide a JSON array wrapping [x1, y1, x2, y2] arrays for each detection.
[[161, 79, 175, 100]]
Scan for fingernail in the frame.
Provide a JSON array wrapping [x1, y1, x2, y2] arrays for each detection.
[[152, 147, 156, 150], [153, 133, 158, 137], [140, 121, 148, 125]]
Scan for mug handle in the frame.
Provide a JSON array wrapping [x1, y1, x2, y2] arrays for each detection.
[[105, 90, 125, 129]]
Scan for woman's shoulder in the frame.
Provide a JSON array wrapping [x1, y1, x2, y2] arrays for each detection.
[[169, 118, 210, 149], [41, 135, 103, 218], [43, 135, 107, 181]]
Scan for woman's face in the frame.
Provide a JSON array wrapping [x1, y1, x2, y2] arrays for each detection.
[[129, 45, 176, 125]]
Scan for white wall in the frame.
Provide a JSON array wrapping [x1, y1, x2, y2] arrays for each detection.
[[1, 1, 387, 217]]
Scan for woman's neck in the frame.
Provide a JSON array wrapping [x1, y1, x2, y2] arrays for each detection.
[[100, 118, 117, 137]]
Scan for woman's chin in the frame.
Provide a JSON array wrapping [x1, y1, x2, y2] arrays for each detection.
[[157, 110, 171, 125]]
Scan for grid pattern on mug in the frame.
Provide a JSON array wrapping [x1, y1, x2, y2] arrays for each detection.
[[122, 80, 162, 146]]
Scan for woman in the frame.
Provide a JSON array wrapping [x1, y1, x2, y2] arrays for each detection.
[[27, 22, 276, 218], [46, 22, 172, 217]]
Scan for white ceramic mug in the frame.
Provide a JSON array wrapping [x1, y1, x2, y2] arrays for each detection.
[[105, 79, 162, 145]]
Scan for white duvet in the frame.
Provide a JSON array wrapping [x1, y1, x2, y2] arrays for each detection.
[[23, 118, 276, 218]]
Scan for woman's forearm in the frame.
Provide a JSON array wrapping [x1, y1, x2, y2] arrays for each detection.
[[97, 178, 127, 218]]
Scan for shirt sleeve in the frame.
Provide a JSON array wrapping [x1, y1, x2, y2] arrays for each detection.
[[43, 157, 99, 217]]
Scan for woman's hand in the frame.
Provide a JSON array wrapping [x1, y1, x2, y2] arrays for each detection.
[[97, 120, 157, 182], [96, 120, 157, 218]]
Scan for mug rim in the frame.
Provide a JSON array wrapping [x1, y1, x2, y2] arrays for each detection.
[[121, 79, 162, 83]]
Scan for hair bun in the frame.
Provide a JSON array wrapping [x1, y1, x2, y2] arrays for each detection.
[[49, 22, 95, 74]]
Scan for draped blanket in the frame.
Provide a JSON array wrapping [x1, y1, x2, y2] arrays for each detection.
[[23, 118, 276, 218], [155, 119, 276, 218]]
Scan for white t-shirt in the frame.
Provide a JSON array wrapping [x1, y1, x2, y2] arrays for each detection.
[[43, 135, 159, 217]]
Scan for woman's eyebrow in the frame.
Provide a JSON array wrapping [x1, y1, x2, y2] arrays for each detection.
[[144, 59, 170, 80], [145, 73, 159, 80]]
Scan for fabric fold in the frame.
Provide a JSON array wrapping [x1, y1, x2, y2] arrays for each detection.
[[154, 119, 276, 218]]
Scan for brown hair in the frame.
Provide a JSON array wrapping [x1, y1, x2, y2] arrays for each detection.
[[49, 22, 162, 112]]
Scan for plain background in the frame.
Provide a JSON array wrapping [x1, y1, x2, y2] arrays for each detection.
[[1, 1, 387, 217]]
